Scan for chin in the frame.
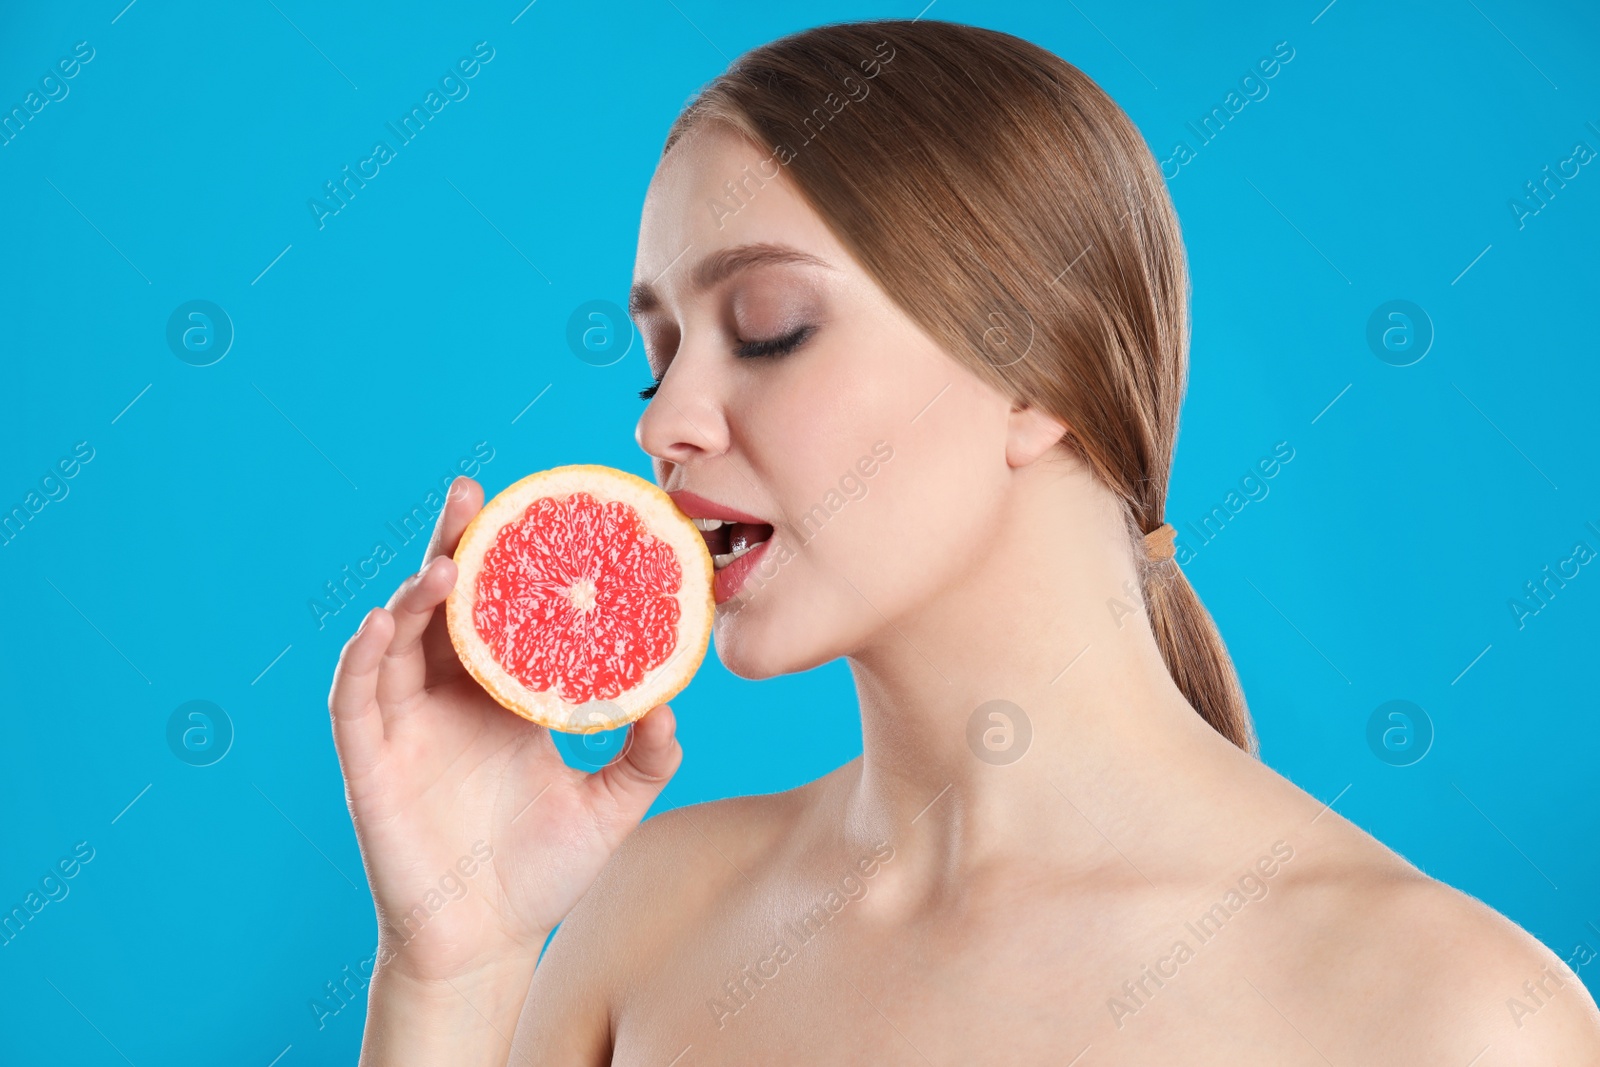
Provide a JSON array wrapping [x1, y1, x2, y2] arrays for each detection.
[[710, 597, 835, 682], [710, 606, 789, 681]]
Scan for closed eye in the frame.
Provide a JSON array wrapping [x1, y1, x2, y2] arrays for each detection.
[[735, 324, 813, 359], [639, 325, 814, 401]]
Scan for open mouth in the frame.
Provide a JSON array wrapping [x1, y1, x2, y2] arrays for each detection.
[[692, 517, 776, 570]]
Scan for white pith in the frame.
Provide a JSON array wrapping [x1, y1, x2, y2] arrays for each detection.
[[568, 577, 597, 612]]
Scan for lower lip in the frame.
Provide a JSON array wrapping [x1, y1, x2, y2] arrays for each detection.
[[712, 538, 775, 605]]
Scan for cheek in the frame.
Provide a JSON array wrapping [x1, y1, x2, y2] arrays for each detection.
[[711, 420, 898, 676], [810, 383, 999, 598], [769, 379, 1001, 649], [749, 341, 903, 525], [720, 324, 1007, 671]]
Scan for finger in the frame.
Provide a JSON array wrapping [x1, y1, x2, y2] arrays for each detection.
[[416, 476, 482, 685], [423, 475, 484, 566], [328, 607, 393, 778], [376, 554, 458, 713], [587, 703, 683, 843]]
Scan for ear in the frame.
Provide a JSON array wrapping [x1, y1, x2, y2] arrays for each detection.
[[1005, 402, 1069, 468]]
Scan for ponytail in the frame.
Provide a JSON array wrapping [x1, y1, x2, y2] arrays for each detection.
[[1134, 515, 1256, 753]]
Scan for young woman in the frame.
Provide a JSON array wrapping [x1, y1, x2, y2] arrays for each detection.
[[327, 19, 1600, 1065]]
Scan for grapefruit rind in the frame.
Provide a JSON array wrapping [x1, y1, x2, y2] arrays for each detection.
[[446, 464, 714, 733]]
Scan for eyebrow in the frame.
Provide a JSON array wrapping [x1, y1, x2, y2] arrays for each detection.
[[628, 243, 834, 316]]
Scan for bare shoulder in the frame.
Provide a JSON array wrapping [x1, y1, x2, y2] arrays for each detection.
[[590, 764, 838, 926], [1262, 814, 1600, 1064], [1359, 874, 1599, 1062], [509, 767, 839, 1064]]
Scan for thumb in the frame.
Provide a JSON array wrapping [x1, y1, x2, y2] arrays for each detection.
[[586, 703, 683, 842]]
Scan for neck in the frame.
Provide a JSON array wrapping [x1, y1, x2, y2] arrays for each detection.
[[837, 466, 1248, 897]]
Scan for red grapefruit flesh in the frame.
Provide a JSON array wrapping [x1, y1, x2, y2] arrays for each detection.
[[446, 465, 713, 732]]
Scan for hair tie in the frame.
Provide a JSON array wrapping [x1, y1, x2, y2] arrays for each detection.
[[1143, 522, 1177, 563]]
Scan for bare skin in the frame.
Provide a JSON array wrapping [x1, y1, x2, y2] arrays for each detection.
[[331, 122, 1600, 1065]]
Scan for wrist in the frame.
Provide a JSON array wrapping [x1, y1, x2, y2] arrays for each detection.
[[375, 935, 546, 991], [360, 947, 545, 1067]]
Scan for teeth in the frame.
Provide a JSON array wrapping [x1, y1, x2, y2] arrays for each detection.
[[713, 541, 760, 569], [692, 517, 727, 532]]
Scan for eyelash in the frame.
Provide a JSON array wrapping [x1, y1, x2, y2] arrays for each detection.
[[638, 325, 814, 401]]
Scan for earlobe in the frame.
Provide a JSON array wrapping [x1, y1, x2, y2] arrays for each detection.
[[1005, 403, 1070, 468]]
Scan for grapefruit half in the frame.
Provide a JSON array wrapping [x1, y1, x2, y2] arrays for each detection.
[[445, 465, 714, 733]]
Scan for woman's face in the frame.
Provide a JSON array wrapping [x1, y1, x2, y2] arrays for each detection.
[[632, 121, 1018, 679]]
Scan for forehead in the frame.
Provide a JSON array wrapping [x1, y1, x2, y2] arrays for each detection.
[[632, 121, 846, 301]]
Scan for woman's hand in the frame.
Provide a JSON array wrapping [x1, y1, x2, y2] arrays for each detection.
[[326, 476, 683, 1063]]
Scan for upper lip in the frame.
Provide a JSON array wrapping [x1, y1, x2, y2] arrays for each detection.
[[667, 489, 771, 525]]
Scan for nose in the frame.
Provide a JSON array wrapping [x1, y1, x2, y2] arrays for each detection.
[[634, 353, 731, 473]]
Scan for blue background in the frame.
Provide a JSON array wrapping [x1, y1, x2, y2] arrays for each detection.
[[3, 0, 1597, 1062]]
